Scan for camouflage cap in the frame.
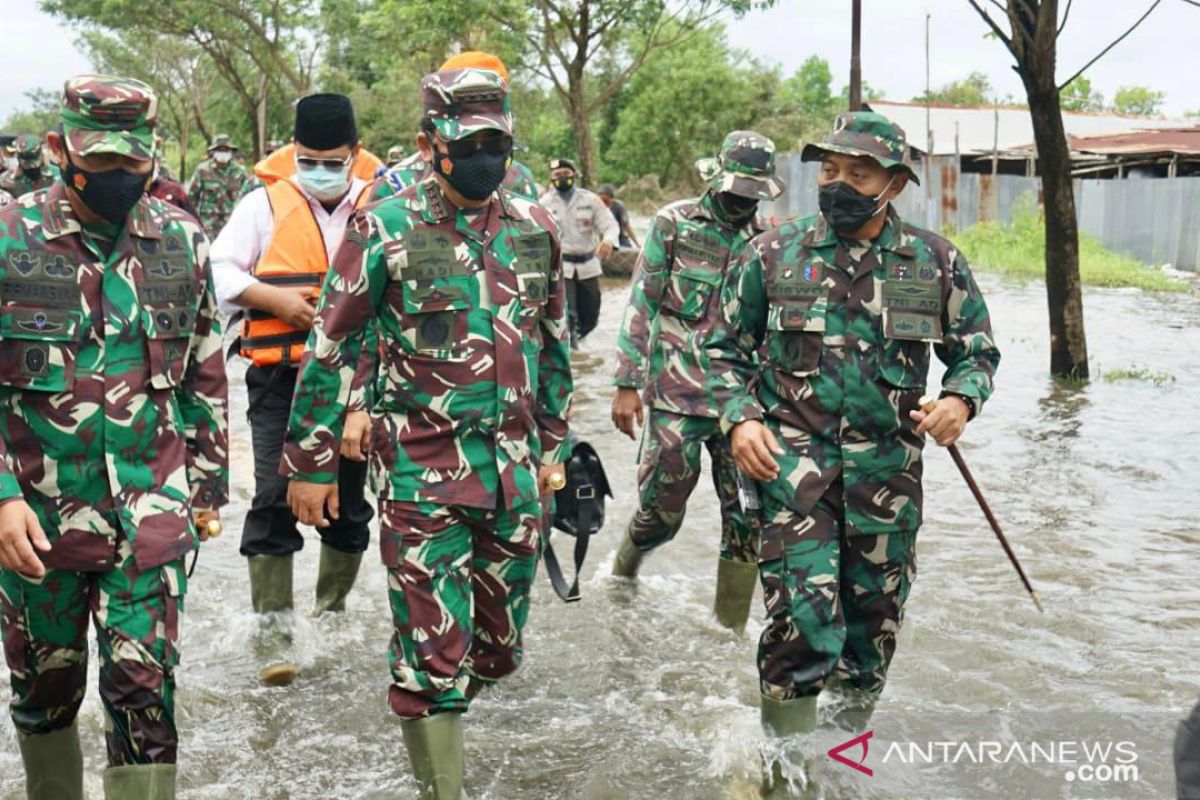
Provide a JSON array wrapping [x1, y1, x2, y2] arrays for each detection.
[[387, 145, 405, 161], [549, 157, 576, 173], [13, 134, 42, 158], [801, 112, 920, 186], [696, 130, 785, 201], [421, 68, 512, 142], [60, 74, 157, 162], [208, 133, 238, 152]]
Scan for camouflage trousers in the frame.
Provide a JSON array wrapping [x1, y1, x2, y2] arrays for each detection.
[[0, 542, 187, 765], [382, 499, 540, 719], [758, 479, 917, 702], [629, 410, 758, 563]]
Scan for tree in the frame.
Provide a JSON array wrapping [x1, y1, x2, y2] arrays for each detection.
[[494, 0, 770, 185], [913, 71, 992, 106], [1059, 75, 1103, 112], [603, 25, 757, 188], [1, 90, 60, 136], [42, 0, 320, 159], [1112, 85, 1165, 116], [966, 0, 1167, 379]]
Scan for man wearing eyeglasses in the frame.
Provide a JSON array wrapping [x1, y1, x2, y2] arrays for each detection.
[[283, 67, 572, 799], [210, 94, 382, 687]]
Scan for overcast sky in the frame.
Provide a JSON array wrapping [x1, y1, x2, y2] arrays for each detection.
[[3, 0, 1197, 120]]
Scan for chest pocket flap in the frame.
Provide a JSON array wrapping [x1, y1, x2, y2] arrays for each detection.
[[143, 305, 196, 390], [402, 230, 473, 314], [764, 259, 827, 376], [0, 307, 85, 392]]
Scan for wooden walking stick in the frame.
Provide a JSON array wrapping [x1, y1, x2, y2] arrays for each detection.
[[920, 396, 1043, 613]]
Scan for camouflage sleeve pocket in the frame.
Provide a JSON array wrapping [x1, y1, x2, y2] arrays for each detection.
[[764, 300, 824, 376], [0, 307, 84, 392], [142, 306, 197, 390]]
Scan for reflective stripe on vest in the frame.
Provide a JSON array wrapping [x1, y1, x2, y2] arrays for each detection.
[[240, 180, 369, 366]]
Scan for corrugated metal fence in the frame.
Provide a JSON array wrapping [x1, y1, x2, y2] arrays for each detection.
[[772, 156, 1200, 271]]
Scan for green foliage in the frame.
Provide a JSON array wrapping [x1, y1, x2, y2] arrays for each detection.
[[1, 90, 59, 136], [956, 198, 1188, 293], [1100, 366, 1176, 386], [913, 71, 991, 106], [601, 26, 757, 188], [1112, 85, 1165, 117], [1060, 76, 1104, 113]]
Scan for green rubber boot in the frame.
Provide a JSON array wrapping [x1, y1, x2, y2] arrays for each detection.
[[18, 724, 83, 800], [713, 557, 759, 634], [103, 764, 176, 800], [248, 554, 299, 687], [610, 527, 645, 579], [313, 545, 363, 615], [761, 696, 819, 799], [829, 688, 877, 733], [401, 713, 467, 800]]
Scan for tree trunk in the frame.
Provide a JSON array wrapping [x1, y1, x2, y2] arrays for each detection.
[[180, 112, 190, 178], [1027, 86, 1088, 378], [566, 67, 596, 186]]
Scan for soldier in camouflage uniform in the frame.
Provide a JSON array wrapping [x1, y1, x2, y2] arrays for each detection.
[[707, 113, 999, 790], [610, 131, 784, 635], [0, 75, 228, 800], [369, 52, 540, 204], [284, 67, 571, 800], [0, 134, 57, 201], [186, 132, 253, 237]]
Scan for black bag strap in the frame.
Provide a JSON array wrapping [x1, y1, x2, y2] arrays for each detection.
[[542, 478, 597, 603]]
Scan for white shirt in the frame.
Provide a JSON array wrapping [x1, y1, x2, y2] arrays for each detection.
[[537, 187, 619, 280], [210, 177, 369, 318]]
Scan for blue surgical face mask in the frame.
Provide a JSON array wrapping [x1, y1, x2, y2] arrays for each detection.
[[295, 156, 352, 202]]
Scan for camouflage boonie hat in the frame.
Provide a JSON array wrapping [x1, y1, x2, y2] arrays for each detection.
[[421, 68, 512, 141], [208, 133, 237, 152], [696, 130, 785, 201], [60, 74, 157, 162], [13, 134, 42, 159], [801, 112, 920, 185]]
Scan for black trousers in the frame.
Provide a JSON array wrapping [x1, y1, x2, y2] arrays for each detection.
[[241, 364, 374, 557], [565, 275, 601, 340]]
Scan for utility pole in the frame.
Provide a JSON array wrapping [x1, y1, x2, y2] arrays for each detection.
[[849, 0, 862, 110]]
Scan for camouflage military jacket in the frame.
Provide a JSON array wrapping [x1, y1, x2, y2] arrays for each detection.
[[614, 193, 764, 418], [371, 155, 540, 203], [0, 184, 229, 571], [709, 209, 999, 536], [283, 177, 573, 510], [0, 167, 57, 203], [187, 158, 252, 236]]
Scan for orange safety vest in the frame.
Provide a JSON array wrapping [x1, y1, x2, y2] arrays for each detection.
[[239, 179, 373, 366]]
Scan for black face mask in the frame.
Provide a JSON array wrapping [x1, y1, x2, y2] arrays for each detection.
[[21, 165, 41, 180], [712, 191, 759, 226], [553, 176, 574, 193], [62, 158, 148, 223], [818, 179, 892, 234], [432, 147, 509, 202]]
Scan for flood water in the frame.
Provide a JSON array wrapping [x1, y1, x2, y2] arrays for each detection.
[[1, 273, 1198, 799]]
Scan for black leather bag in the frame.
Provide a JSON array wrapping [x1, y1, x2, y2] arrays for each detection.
[[544, 440, 612, 602]]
